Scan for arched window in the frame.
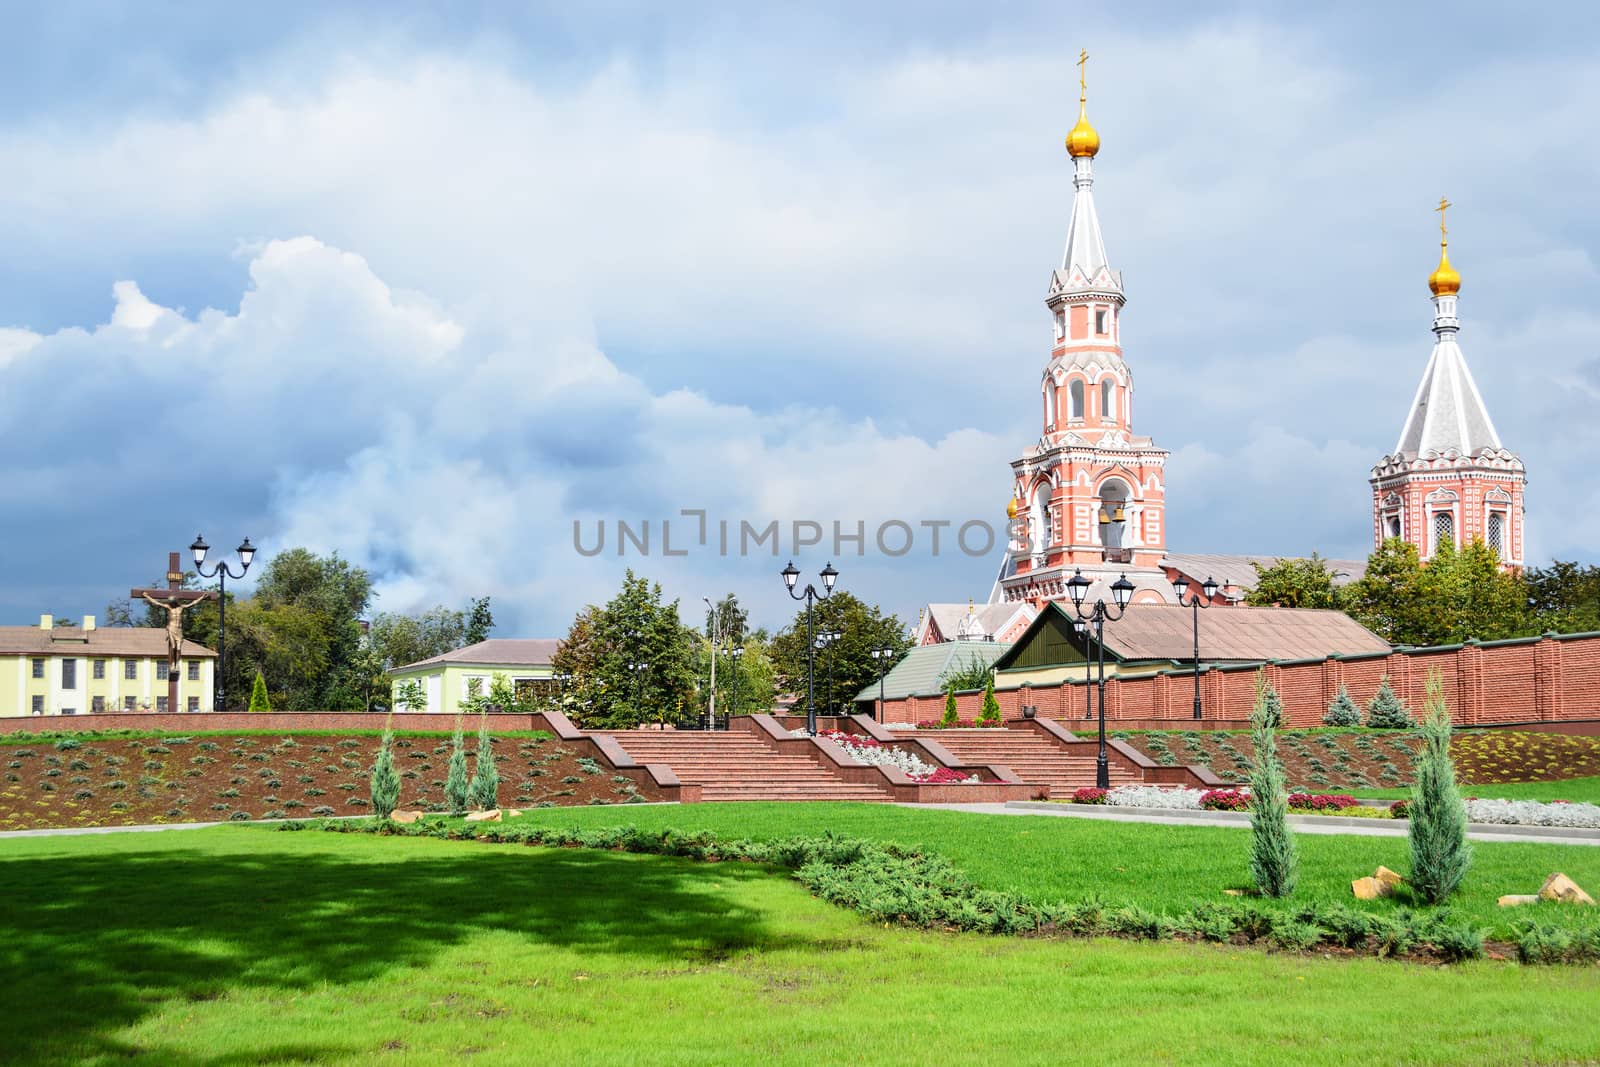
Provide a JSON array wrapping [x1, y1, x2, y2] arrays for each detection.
[[1068, 380, 1084, 420], [1101, 379, 1115, 422], [1432, 511, 1455, 552], [1043, 382, 1056, 427], [1487, 513, 1504, 558]]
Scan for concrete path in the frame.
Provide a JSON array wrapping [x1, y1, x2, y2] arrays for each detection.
[[896, 801, 1600, 847]]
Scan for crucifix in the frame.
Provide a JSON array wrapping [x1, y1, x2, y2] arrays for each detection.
[[131, 552, 215, 713], [1436, 196, 1451, 244], [1077, 48, 1089, 99]]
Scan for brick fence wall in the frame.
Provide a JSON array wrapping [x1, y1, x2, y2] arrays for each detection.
[[0, 711, 544, 734], [879, 631, 1600, 730]]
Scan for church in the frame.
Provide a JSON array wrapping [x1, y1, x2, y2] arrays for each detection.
[[917, 56, 1526, 644]]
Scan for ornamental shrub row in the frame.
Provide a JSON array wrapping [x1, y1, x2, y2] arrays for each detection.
[[283, 818, 1547, 964]]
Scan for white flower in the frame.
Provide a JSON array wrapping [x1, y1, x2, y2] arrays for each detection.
[[1462, 797, 1600, 829], [1102, 784, 1206, 810]]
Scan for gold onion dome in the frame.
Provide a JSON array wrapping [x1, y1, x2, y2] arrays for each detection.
[[1006, 497, 1020, 519], [1065, 99, 1100, 158], [1429, 244, 1461, 296]]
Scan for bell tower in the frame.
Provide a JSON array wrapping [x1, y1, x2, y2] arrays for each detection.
[[999, 53, 1172, 607]]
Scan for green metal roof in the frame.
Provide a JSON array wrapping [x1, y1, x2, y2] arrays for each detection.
[[853, 641, 1012, 702]]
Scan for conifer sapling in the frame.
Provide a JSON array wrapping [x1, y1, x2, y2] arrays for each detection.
[[940, 685, 959, 728], [1248, 669, 1298, 897], [248, 671, 271, 713], [445, 714, 470, 816], [1408, 669, 1471, 904], [369, 718, 401, 819], [469, 710, 499, 811], [1323, 684, 1361, 727], [1366, 676, 1414, 729], [978, 674, 1001, 726]]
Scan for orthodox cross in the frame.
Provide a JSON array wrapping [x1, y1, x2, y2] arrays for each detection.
[[1436, 196, 1451, 244], [1077, 49, 1089, 99], [131, 552, 215, 713]]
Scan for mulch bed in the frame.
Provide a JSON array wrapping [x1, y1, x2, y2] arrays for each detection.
[[1120, 729, 1600, 792], [0, 732, 664, 831]]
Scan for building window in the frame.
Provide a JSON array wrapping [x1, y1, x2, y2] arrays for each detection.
[[92, 696, 106, 713], [124, 696, 136, 711], [156, 696, 169, 713], [1386, 515, 1401, 538], [1054, 310, 1065, 339], [1488, 513, 1504, 558], [1068, 380, 1085, 419], [187, 696, 200, 712], [1432, 510, 1455, 551], [32, 658, 45, 679], [1094, 309, 1107, 334], [62, 659, 77, 690], [187, 660, 200, 681], [93, 659, 106, 679], [31, 695, 43, 715], [156, 661, 169, 681], [1101, 379, 1115, 422], [125, 660, 138, 680]]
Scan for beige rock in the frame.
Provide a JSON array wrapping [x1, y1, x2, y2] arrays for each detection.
[[1374, 866, 1404, 888], [389, 810, 422, 824], [1539, 872, 1596, 906], [1222, 888, 1246, 897], [465, 809, 502, 823], [1351, 876, 1391, 901], [1498, 894, 1540, 907], [507, 809, 524, 818]]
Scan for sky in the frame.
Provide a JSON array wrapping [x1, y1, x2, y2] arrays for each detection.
[[2, 2, 1597, 636]]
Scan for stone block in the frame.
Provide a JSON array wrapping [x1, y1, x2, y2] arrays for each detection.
[[1498, 894, 1540, 907], [1374, 865, 1403, 888], [465, 809, 502, 823], [1539, 872, 1596, 906], [389, 810, 422, 824], [1351, 876, 1390, 901]]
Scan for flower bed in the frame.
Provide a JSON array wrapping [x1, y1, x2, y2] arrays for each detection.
[[1287, 792, 1359, 812], [913, 719, 1004, 730], [1104, 785, 1206, 810], [1200, 789, 1251, 812], [1463, 797, 1600, 829], [795, 730, 981, 784]]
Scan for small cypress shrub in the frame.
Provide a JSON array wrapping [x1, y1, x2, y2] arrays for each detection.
[[469, 711, 499, 811], [1248, 670, 1298, 898], [445, 715, 470, 816], [939, 685, 959, 728], [1366, 676, 1414, 729], [977, 674, 1001, 726], [1408, 670, 1471, 904], [248, 671, 271, 713], [1323, 684, 1361, 727], [1256, 679, 1284, 729], [369, 722, 401, 819]]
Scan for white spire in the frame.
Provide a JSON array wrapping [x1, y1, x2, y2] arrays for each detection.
[[1392, 290, 1503, 458], [1060, 155, 1110, 279]]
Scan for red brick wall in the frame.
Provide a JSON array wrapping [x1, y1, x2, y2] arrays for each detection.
[[876, 633, 1600, 729], [0, 712, 542, 734]]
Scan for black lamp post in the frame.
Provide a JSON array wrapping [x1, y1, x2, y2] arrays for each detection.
[[1066, 568, 1137, 789], [553, 671, 572, 713], [815, 629, 840, 719], [190, 535, 254, 712], [870, 645, 895, 722], [726, 644, 744, 727], [1073, 619, 1093, 720], [781, 560, 838, 735], [1170, 574, 1220, 720], [630, 660, 647, 724]]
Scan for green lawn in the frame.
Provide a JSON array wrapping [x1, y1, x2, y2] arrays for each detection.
[[1, 823, 1598, 1065], [503, 803, 1600, 939], [1351, 776, 1600, 804]]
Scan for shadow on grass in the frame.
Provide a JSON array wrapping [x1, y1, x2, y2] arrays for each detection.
[[0, 834, 796, 1062]]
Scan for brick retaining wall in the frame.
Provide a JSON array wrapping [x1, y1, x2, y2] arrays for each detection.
[[877, 631, 1600, 729]]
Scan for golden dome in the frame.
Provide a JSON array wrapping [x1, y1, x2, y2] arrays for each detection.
[[1006, 497, 1020, 519], [1065, 99, 1100, 159], [1428, 244, 1461, 296]]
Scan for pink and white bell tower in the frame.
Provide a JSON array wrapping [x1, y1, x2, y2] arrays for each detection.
[[998, 53, 1172, 607], [1369, 200, 1526, 569]]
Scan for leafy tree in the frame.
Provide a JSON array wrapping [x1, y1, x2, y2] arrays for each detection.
[[369, 724, 401, 819], [938, 650, 994, 692], [978, 674, 1001, 726], [1408, 670, 1471, 904], [1323, 684, 1360, 727], [469, 712, 499, 811], [369, 606, 468, 671], [1345, 537, 1532, 647], [1526, 560, 1600, 634], [464, 596, 495, 646], [445, 717, 470, 816], [1365, 676, 1413, 729], [695, 634, 777, 719], [550, 570, 697, 729], [1248, 670, 1298, 897], [1245, 554, 1340, 609], [248, 671, 272, 713], [1343, 539, 1437, 646], [940, 685, 959, 728], [769, 591, 911, 716], [394, 678, 426, 713], [704, 593, 751, 647]]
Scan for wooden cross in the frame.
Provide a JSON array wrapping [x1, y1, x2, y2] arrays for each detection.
[[131, 551, 215, 713], [1077, 49, 1089, 97], [1436, 196, 1451, 242]]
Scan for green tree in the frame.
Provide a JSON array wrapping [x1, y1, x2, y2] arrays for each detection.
[[1323, 684, 1360, 727], [394, 678, 426, 713], [550, 570, 698, 729], [248, 671, 272, 712], [469, 712, 499, 811], [1248, 670, 1298, 897], [1526, 560, 1600, 634], [1365, 676, 1413, 729], [445, 717, 470, 816], [1256, 679, 1284, 729], [695, 633, 778, 719], [369, 723, 401, 819], [464, 596, 495, 646], [769, 591, 911, 715], [1343, 539, 1436, 645], [369, 606, 467, 671], [977, 674, 1001, 726], [1245, 554, 1339, 609], [940, 685, 959, 728], [1425, 539, 1531, 643], [1408, 670, 1471, 904], [938, 650, 994, 692]]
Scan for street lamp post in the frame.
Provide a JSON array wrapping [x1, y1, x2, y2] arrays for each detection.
[[189, 535, 255, 712], [1066, 568, 1137, 789], [781, 560, 838, 736], [1073, 619, 1093, 720], [726, 644, 745, 726], [552, 671, 572, 713], [870, 645, 895, 722], [630, 661, 648, 724], [1170, 574, 1221, 720], [815, 630, 840, 719]]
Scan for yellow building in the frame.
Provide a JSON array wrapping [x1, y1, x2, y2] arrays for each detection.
[[2, 615, 216, 717]]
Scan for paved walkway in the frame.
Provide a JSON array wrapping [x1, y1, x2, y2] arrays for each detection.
[[896, 801, 1600, 847]]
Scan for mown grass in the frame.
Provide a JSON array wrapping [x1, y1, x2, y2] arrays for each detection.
[[1, 825, 1597, 1065], [504, 803, 1600, 939], [1352, 776, 1600, 804]]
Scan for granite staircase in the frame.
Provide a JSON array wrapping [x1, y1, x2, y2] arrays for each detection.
[[594, 730, 895, 803]]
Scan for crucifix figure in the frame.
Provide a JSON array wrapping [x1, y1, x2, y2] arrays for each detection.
[[131, 552, 215, 713]]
